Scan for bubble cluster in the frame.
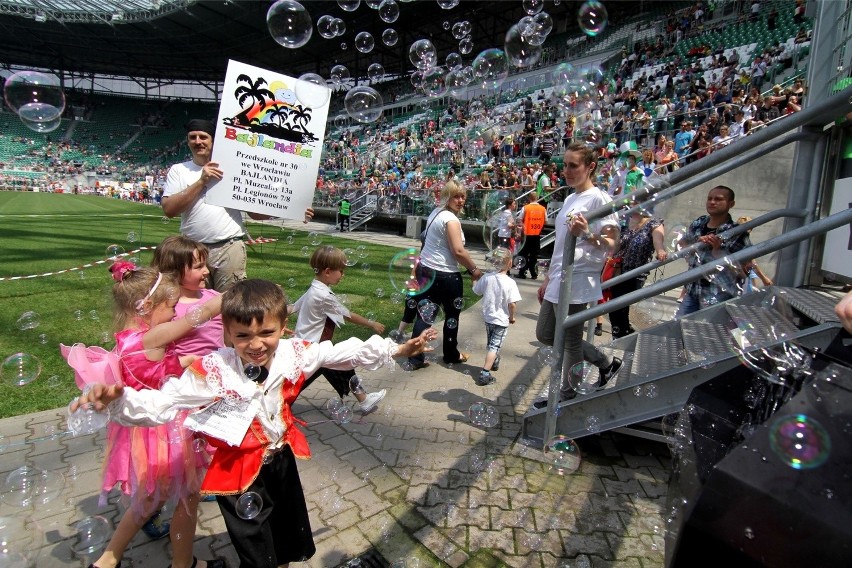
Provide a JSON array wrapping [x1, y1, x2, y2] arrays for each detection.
[[468, 402, 499, 427], [416, 299, 439, 324]]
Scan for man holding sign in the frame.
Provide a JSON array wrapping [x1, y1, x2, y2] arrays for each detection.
[[162, 119, 254, 292]]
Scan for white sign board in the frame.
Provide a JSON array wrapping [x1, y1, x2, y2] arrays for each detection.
[[206, 59, 330, 220], [821, 177, 852, 280]]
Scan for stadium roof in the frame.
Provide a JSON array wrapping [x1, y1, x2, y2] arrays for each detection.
[[0, 0, 640, 85]]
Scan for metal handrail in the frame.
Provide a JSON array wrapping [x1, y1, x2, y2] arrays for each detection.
[[540, 85, 852, 445]]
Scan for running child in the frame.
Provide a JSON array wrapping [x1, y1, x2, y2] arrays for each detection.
[[292, 245, 388, 412]]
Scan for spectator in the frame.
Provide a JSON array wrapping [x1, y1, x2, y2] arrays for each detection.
[[677, 186, 752, 316], [515, 193, 547, 279]]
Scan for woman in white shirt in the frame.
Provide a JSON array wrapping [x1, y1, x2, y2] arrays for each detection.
[[408, 181, 483, 369]]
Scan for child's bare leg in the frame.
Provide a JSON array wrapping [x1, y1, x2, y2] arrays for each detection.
[[90, 499, 155, 568], [483, 351, 498, 371], [169, 494, 200, 568]]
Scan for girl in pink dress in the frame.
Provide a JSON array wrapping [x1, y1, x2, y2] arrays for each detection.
[[65, 262, 223, 568]]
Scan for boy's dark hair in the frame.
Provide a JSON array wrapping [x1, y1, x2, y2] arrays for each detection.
[[152, 235, 208, 281], [221, 279, 288, 326], [310, 245, 347, 273], [504, 196, 515, 208]]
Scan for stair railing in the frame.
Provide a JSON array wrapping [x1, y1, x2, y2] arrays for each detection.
[[541, 85, 852, 446]]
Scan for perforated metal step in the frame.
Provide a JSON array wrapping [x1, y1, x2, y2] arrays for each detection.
[[724, 303, 798, 343], [779, 287, 843, 324], [632, 332, 684, 378], [680, 319, 735, 363]]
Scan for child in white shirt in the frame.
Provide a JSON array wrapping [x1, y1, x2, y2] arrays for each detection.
[[472, 248, 521, 386]]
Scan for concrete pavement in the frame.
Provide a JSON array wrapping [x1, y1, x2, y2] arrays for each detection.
[[0, 220, 678, 567]]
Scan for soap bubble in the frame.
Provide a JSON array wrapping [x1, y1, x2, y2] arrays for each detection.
[[513, 256, 526, 270], [317, 14, 336, 38], [355, 31, 375, 53], [375, 287, 385, 298], [437, 0, 459, 8], [338, 0, 360, 11], [409, 39, 438, 70], [308, 231, 322, 245], [349, 374, 365, 394], [366, 0, 381, 7], [1, 466, 41, 507], [472, 48, 508, 89], [326, 397, 344, 414], [69, 516, 110, 555], [445, 52, 462, 70], [341, 248, 358, 267], [333, 405, 353, 423], [468, 402, 499, 427], [16, 311, 40, 330], [459, 36, 473, 55], [1, 353, 41, 386], [295, 73, 330, 108], [578, 1, 608, 36], [4, 70, 65, 124], [300, 245, 310, 257], [236, 491, 263, 519], [585, 415, 601, 433], [20, 113, 61, 133], [345, 86, 384, 123], [544, 435, 581, 474], [67, 397, 110, 436], [568, 361, 599, 395], [451, 22, 466, 39], [382, 28, 399, 46], [522, 0, 544, 15], [531, 11, 553, 37], [329, 64, 350, 85], [379, 0, 399, 22], [453, 297, 465, 309], [769, 414, 831, 470], [504, 23, 542, 68], [331, 17, 346, 36], [446, 318, 458, 329], [417, 299, 439, 324], [243, 364, 262, 381], [38, 334, 48, 344], [422, 66, 448, 98], [106, 244, 126, 259], [368, 62, 385, 82], [266, 0, 313, 49], [389, 248, 436, 295]]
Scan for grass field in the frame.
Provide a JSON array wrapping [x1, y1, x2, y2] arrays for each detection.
[[0, 192, 468, 418]]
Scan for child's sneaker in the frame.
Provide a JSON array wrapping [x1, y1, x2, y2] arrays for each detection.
[[476, 370, 496, 386], [359, 389, 386, 412], [140, 510, 170, 540], [491, 355, 501, 371]]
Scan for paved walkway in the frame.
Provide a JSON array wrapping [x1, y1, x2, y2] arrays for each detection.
[[0, 220, 676, 567]]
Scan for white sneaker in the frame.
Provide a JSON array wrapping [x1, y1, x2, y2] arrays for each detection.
[[359, 389, 386, 412]]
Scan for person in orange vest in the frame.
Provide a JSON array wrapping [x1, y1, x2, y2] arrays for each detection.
[[71, 279, 436, 568], [515, 193, 547, 279]]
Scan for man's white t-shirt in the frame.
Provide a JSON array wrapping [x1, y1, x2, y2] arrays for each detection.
[[163, 160, 245, 244], [544, 186, 618, 305]]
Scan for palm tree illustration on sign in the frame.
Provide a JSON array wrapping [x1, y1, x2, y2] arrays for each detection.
[[227, 74, 319, 144]]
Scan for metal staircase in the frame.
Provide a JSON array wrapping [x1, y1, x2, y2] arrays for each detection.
[[521, 287, 845, 445]]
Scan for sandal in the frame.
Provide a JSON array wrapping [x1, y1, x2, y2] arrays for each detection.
[[457, 352, 470, 363]]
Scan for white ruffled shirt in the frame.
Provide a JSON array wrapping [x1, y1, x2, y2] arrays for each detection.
[[107, 337, 399, 446]]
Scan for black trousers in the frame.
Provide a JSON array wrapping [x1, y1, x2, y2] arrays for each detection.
[[518, 235, 541, 277], [216, 446, 315, 567], [607, 277, 644, 338], [409, 268, 463, 364], [303, 367, 355, 398]]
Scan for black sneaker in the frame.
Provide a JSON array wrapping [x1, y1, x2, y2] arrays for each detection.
[[476, 371, 496, 386], [141, 510, 170, 540], [599, 357, 623, 387], [594, 323, 603, 336], [516, 273, 527, 279]]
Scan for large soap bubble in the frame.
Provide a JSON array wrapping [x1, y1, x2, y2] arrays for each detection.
[[578, 0, 608, 36], [236, 491, 264, 519], [504, 23, 542, 68], [1, 353, 41, 386], [355, 31, 375, 53], [295, 73, 330, 107], [329, 64, 350, 85], [389, 248, 436, 296], [69, 516, 110, 556], [543, 435, 581, 474], [4, 71, 65, 123], [769, 414, 831, 470], [266, 0, 313, 49], [317, 14, 336, 38], [472, 48, 508, 89], [382, 27, 399, 46], [409, 39, 438, 70], [379, 0, 400, 22], [422, 66, 448, 98], [338, 0, 360, 11], [344, 86, 384, 123], [368, 63, 386, 82], [445, 52, 463, 70], [468, 402, 499, 427]]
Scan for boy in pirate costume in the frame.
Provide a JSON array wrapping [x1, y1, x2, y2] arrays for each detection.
[[72, 279, 437, 568]]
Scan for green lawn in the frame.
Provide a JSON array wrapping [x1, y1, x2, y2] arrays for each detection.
[[0, 192, 466, 418]]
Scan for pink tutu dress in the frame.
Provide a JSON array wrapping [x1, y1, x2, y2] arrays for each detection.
[[100, 328, 205, 514]]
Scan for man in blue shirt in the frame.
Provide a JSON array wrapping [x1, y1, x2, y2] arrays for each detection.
[[674, 121, 695, 160]]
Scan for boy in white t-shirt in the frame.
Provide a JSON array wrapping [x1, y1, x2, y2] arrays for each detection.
[[472, 248, 522, 386]]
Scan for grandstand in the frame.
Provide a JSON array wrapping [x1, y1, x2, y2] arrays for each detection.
[[1, 0, 851, 566]]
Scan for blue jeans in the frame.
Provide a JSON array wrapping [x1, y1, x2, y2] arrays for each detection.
[[677, 292, 701, 317], [409, 269, 464, 365]]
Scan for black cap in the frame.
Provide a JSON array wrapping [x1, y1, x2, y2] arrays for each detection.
[[185, 119, 215, 137]]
